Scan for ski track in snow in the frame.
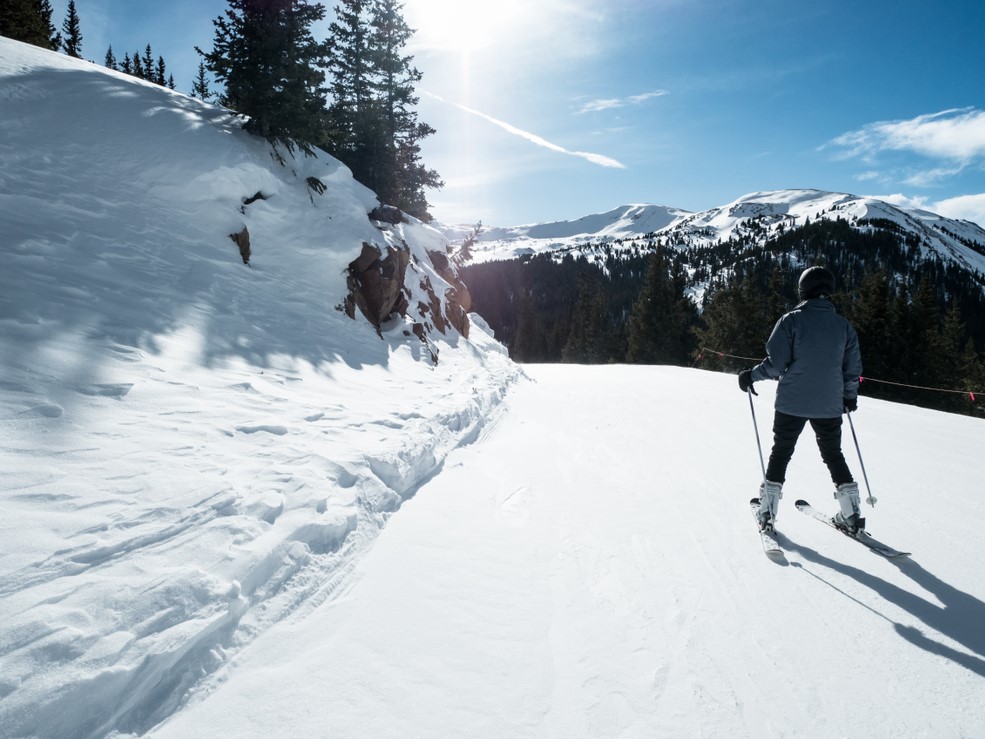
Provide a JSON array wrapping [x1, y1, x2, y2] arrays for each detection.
[[4, 37, 985, 739], [152, 366, 985, 739], [0, 37, 520, 738], [0, 337, 518, 738]]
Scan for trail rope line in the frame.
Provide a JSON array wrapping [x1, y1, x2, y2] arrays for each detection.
[[697, 347, 980, 402]]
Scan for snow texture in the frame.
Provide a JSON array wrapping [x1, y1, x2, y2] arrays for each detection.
[[3, 37, 985, 739]]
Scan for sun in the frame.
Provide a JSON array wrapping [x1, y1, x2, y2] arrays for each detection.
[[403, 0, 529, 53]]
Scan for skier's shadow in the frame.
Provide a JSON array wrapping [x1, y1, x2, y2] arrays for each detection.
[[777, 533, 985, 679]]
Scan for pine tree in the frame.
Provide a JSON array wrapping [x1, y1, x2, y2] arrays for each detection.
[[104, 45, 117, 70], [155, 55, 166, 86], [325, 0, 376, 179], [325, 0, 441, 219], [847, 269, 897, 396], [38, 0, 60, 49], [60, 0, 82, 58], [626, 249, 695, 364], [143, 44, 155, 79], [365, 0, 441, 219], [119, 53, 133, 75], [131, 49, 144, 78], [167, 74, 176, 90], [563, 272, 610, 363], [199, 0, 330, 156], [191, 60, 212, 100], [0, 0, 49, 48], [696, 276, 769, 372]]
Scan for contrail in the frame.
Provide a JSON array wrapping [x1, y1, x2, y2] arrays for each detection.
[[425, 92, 626, 169]]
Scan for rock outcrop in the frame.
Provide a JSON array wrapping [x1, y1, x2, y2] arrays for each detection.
[[342, 206, 475, 359]]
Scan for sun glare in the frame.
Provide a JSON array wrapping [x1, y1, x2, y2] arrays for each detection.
[[405, 0, 529, 52]]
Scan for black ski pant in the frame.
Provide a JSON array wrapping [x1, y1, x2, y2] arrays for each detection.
[[765, 411, 854, 486]]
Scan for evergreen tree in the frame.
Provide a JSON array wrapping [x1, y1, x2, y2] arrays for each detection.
[[199, 0, 330, 156], [325, 0, 441, 219], [365, 0, 441, 219], [39, 0, 59, 49], [119, 53, 133, 75], [60, 0, 82, 58], [143, 44, 155, 79], [563, 272, 610, 363], [626, 249, 696, 364], [325, 0, 376, 181], [131, 49, 144, 78], [1, 0, 49, 48], [104, 45, 117, 70], [167, 73, 176, 90], [847, 269, 897, 392], [697, 276, 769, 372], [191, 60, 212, 99], [155, 55, 167, 86]]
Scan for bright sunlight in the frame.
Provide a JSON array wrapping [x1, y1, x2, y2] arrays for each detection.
[[403, 0, 529, 52]]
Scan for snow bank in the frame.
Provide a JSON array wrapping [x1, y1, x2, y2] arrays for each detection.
[[0, 37, 518, 737]]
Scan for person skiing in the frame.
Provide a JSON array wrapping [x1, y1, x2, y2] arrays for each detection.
[[737, 266, 864, 534]]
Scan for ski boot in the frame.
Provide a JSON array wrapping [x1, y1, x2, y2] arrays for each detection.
[[757, 481, 783, 533], [833, 481, 865, 535]]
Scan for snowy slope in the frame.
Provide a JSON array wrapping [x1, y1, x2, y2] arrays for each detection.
[[460, 189, 985, 278], [0, 37, 518, 737], [4, 36, 985, 739], [154, 366, 985, 738]]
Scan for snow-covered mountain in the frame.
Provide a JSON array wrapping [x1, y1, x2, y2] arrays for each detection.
[[4, 36, 985, 739], [439, 203, 690, 262], [457, 189, 985, 277]]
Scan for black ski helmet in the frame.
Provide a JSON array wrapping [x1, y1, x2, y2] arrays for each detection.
[[798, 266, 835, 300]]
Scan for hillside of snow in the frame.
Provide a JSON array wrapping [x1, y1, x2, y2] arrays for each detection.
[[0, 36, 518, 737], [4, 36, 985, 739]]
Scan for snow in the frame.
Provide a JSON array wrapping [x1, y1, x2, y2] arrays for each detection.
[[3, 36, 985, 739], [153, 366, 985, 738], [458, 189, 985, 278], [439, 204, 691, 263]]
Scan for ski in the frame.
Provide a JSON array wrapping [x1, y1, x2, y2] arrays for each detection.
[[750, 498, 783, 556], [794, 499, 910, 558]]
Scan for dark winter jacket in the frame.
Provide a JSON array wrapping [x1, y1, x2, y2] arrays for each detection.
[[750, 298, 862, 418]]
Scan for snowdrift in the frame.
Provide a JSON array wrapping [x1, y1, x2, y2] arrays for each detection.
[[0, 37, 517, 737]]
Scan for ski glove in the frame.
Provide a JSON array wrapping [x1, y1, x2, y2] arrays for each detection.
[[844, 397, 857, 413], [738, 369, 757, 395]]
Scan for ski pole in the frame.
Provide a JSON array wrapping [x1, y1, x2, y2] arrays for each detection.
[[748, 388, 768, 486], [846, 411, 877, 507]]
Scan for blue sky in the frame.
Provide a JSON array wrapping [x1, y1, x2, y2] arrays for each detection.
[[49, 0, 985, 228]]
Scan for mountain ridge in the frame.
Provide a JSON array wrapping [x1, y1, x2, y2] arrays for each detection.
[[445, 189, 985, 278]]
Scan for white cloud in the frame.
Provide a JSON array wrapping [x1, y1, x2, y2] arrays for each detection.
[[868, 192, 985, 229], [424, 92, 626, 169], [828, 108, 985, 163], [577, 90, 668, 114], [853, 171, 883, 182], [931, 193, 985, 228], [902, 164, 967, 187]]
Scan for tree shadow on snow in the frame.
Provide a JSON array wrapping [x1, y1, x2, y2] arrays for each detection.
[[2, 67, 416, 428], [777, 534, 985, 679]]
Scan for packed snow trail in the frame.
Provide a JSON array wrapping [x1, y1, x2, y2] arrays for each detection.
[[155, 365, 985, 738]]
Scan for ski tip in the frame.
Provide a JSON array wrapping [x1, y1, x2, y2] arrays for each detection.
[[794, 499, 810, 507], [750, 497, 761, 505]]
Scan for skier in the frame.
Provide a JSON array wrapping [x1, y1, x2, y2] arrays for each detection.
[[737, 266, 864, 533]]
